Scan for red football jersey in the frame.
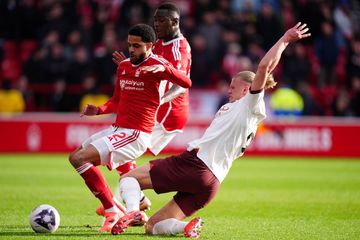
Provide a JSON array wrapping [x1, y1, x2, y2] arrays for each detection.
[[153, 34, 192, 131], [98, 54, 191, 134]]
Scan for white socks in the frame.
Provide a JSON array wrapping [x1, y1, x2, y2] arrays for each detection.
[[119, 177, 141, 213], [114, 181, 146, 203], [152, 218, 187, 235], [104, 205, 120, 213]]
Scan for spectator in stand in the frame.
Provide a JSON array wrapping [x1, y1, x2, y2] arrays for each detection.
[[256, 1, 283, 50], [43, 42, 69, 82], [346, 36, 360, 80], [197, 9, 222, 73], [296, 81, 323, 116], [282, 42, 311, 88], [117, 0, 151, 29], [334, 0, 354, 41], [269, 84, 304, 117], [0, 79, 25, 115], [49, 78, 73, 112], [331, 86, 352, 116], [63, 29, 85, 61], [66, 46, 93, 85], [222, 43, 242, 79], [94, 25, 118, 86], [349, 75, 360, 116], [245, 41, 265, 66], [79, 74, 109, 112], [280, 0, 296, 30], [189, 34, 210, 87], [315, 21, 340, 88], [39, 2, 70, 43], [17, 75, 35, 112]]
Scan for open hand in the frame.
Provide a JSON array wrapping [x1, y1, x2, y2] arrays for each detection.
[[112, 51, 126, 66], [141, 64, 165, 73], [284, 22, 311, 42], [80, 104, 98, 117]]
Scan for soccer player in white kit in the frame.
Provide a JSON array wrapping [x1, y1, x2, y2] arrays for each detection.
[[111, 23, 311, 238]]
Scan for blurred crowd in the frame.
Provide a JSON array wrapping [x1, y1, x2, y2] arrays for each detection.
[[0, 0, 359, 116]]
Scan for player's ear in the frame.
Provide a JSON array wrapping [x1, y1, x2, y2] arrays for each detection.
[[146, 42, 153, 51]]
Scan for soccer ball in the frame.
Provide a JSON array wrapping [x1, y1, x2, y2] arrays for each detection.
[[29, 204, 60, 233]]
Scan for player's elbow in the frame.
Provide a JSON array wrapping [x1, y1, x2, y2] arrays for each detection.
[[179, 80, 191, 88], [257, 63, 270, 75]]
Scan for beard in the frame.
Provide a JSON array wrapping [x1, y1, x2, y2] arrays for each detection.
[[130, 52, 146, 65]]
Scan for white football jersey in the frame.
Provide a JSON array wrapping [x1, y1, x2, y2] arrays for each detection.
[[187, 91, 266, 182]]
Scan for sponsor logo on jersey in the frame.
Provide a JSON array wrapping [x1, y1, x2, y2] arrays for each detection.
[[119, 79, 145, 90]]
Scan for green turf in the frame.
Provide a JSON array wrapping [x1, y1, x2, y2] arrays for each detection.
[[0, 154, 359, 239]]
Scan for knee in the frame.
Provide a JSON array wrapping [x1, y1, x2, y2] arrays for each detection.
[[68, 150, 84, 168]]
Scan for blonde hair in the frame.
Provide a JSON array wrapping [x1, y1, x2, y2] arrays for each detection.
[[233, 70, 277, 89]]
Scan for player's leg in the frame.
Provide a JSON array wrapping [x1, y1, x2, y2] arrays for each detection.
[[111, 164, 152, 235], [95, 161, 135, 216], [145, 150, 220, 237], [95, 160, 151, 216], [96, 128, 152, 216], [119, 163, 153, 212], [115, 161, 152, 211], [69, 144, 123, 232], [145, 198, 203, 238]]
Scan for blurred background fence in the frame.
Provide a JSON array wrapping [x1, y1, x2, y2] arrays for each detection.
[[0, 0, 359, 156]]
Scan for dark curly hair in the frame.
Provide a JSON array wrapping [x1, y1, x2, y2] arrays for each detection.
[[128, 24, 156, 43], [157, 2, 180, 16]]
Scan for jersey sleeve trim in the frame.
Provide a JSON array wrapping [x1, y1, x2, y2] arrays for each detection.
[[172, 39, 181, 61], [250, 88, 263, 94]]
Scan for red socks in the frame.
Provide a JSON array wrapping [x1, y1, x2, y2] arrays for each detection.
[[77, 163, 114, 209], [116, 161, 137, 176]]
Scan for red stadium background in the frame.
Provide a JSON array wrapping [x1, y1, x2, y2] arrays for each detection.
[[1, 112, 359, 157]]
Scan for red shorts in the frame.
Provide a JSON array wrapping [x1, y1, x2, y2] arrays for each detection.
[[149, 150, 220, 216]]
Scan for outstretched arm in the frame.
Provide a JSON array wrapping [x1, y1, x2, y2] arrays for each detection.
[[141, 64, 192, 88], [161, 85, 186, 103], [252, 22, 311, 91]]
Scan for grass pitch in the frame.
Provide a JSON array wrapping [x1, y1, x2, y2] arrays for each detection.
[[0, 154, 359, 239]]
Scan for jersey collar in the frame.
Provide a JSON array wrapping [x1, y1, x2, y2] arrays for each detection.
[[161, 34, 184, 46]]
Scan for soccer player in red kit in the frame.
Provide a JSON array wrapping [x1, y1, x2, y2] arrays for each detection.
[[68, 23, 192, 233], [107, 2, 192, 213], [112, 3, 191, 155]]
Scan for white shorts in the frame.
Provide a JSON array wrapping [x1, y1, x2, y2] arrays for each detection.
[[148, 123, 181, 155], [82, 126, 151, 170]]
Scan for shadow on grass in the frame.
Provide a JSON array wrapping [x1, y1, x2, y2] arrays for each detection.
[[0, 225, 185, 238], [0, 232, 184, 238]]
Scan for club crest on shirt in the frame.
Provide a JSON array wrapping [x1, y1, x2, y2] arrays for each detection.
[[216, 105, 230, 116], [135, 68, 141, 77]]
